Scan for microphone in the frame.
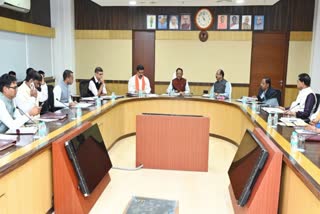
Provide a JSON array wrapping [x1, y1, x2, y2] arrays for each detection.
[[55, 98, 70, 109], [16, 106, 37, 124], [289, 102, 300, 111]]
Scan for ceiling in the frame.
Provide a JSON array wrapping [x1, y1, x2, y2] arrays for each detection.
[[91, 0, 280, 7]]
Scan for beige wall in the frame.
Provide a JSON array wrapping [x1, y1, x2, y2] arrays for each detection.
[[75, 30, 312, 88]]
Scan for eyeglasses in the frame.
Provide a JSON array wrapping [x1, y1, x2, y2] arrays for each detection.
[[7, 86, 18, 90]]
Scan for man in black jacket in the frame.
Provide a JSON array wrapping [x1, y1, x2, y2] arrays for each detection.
[[257, 77, 279, 106]]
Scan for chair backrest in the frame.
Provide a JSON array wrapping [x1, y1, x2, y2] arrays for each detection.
[[313, 93, 320, 113], [275, 89, 282, 106], [227, 81, 232, 99], [79, 80, 90, 97], [47, 85, 55, 112]]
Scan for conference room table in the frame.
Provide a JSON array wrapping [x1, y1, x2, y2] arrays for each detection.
[[0, 96, 319, 213]]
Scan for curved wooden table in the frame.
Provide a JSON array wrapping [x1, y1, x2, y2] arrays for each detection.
[[0, 97, 319, 213]]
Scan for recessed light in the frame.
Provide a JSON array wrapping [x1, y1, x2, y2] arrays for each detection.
[[129, 0, 137, 6], [236, 0, 245, 3]]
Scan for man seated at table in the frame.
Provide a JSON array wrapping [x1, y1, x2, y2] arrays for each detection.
[[15, 69, 42, 114], [255, 77, 279, 106], [53, 70, 77, 108], [0, 74, 40, 133], [88, 67, 107, 97], [279, 73, 316, 120], [128, 64, 151, 94], [209, 69, 232, 99], [166, 67, 190, 95]]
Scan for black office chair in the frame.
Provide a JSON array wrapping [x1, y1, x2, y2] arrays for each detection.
[[313, 93, 320, 113], [275, 89, 282, 106], [79, 80, 90, 97], [47, 85, 55, 112]]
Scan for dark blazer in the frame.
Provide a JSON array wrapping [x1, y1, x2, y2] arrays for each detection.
[[257, 87, 278, 102]]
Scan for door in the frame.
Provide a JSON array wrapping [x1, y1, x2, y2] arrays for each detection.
[[249, 32, 289, 105], [132, 31, 155, 93]]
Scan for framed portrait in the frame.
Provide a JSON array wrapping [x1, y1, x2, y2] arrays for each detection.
[[169, 15, 179, 30], [254, 15, 264, 30], [229, 15, 240, 30], [241, 15, 252, 30], [180, 14, 191, 30], [217, 15, 228, 30], [146, 15, 156, 29], [157, 15, 168, 30]]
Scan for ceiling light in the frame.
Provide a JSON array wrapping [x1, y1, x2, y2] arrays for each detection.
[[236, 0, 245, 3], [129, 1, 137, 6]]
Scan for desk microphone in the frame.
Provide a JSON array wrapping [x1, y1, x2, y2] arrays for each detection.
[[16, 106, 37, 124], [289, 102, 300, 111], [55, 98, 70, 109]]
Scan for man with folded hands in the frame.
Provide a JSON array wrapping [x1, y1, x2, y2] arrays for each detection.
[[0, 74, 40, 133], [166, 67, 190, 95], [88, 67, 107, 97]]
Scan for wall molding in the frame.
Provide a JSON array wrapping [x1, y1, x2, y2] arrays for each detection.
[[75, 30, 132, 39], [0, 16, 55, 38], [290, 31, 313, 41]]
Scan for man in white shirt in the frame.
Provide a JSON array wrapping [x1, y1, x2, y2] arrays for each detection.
[[0, 74, 40, 133], [15, 69, 42, 114], [38, 70, 48, 103], [53, 70, 77, 108], [128, 64, 151, 94], [88, 67, 107, 97]]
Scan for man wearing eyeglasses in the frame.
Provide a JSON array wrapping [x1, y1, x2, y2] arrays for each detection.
[[0, 74, 41, 133], [88, 67, 107, 97]]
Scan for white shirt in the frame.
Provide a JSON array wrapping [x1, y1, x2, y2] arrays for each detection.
[[15, 81, 39, 113], [53, 85, 73, 108], [0, 99, 29, 131], [128, 75, 151, 94], [290, 87, 315, 113], [88, 76, 107, 96], [38, 83, 48, 102]]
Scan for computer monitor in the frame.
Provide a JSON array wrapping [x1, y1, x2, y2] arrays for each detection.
[[228, 129, 268, 206], [65, 124, 112, 197]]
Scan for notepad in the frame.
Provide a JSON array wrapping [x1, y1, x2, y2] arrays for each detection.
[[0, 134, 17, 151], [74, 102, 93, 108], [6, 126, 38, 135], [262, 107, 284, 114]]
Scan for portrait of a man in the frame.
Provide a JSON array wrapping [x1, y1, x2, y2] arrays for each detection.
[[147, 15, 156, 29], [254, 15, 264, 30], [217, 15, 228, 30], [180, 15, 191, 30], [169, 15, 179, 30], [158, 15, 168, 29], [229, 15, 239, 30], [241, 15, 252, 30]]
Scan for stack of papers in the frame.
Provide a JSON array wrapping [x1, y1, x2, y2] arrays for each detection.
[[279, 117, 307, 127], [6, 126, 38, 135], [262, 107, 284, 114], [0, 134, 17, 151], [75, 102, 93, 108]]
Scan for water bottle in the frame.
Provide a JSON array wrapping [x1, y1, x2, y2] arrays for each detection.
[[252, 102, 256, 113], [290, 131, 298, 150], [38, 121, 46, 138], [242, 97, 247, 105], [76, 106, 82, 119], [138, 90, 143, 98], [111, 92, 116, 101], [267, 113, 273, 127], [169, 89, 174, 97], [273, 113, 278, 127], [95, 96, 101, 108]]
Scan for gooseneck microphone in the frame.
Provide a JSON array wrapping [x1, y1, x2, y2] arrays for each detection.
[[16, 106, 37, 124], [55, 98, 70, 109], [289, 102, 300, 111]]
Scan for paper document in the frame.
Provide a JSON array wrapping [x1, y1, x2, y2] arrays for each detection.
[[279, 117, 307, 126], [6, 126, 38, 135], [262, 107, 284, 114], [75, 102, 93, 108]]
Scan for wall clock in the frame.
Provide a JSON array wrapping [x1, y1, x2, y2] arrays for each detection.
[[195, 8, 214, 30]]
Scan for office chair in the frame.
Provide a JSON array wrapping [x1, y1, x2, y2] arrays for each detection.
[[79, 80, 90, 97]]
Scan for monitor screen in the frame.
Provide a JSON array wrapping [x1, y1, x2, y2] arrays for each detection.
[[228, 129, 268, 206], [65, 124, 112, 197]]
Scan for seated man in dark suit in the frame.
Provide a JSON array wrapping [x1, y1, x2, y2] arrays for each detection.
[[256, 77, 279, 106]]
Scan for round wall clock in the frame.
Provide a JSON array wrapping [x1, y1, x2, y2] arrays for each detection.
[[195, 8, 214, 30]]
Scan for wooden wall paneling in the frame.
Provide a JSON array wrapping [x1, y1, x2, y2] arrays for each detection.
[[132, 31, 155, 93], [74, 0, 314, 31], [249, 32, 289, 105]]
